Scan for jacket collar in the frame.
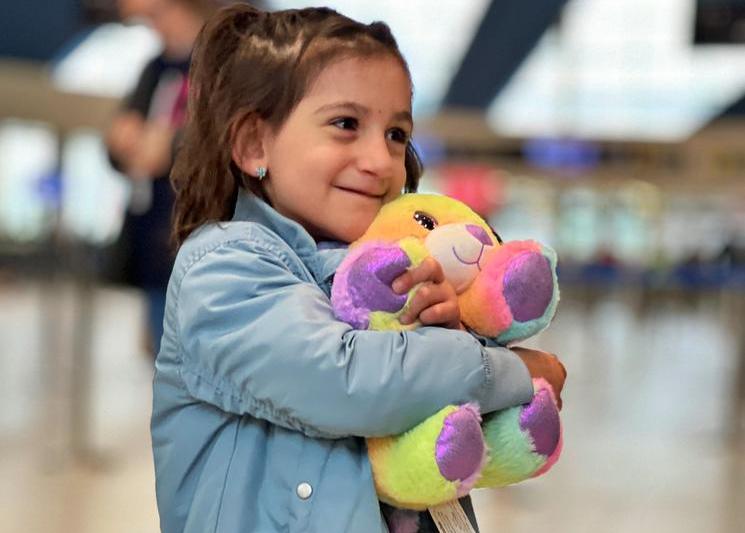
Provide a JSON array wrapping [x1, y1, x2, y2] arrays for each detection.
[[232, 190, 345, 286]]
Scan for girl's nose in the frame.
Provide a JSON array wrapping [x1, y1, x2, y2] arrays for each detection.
[[357, 134, 394, 177]]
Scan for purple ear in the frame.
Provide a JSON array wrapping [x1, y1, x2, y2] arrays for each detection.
[[331, 241, 411, 329]]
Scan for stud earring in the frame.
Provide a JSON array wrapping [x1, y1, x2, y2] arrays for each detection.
[[256, 166, 267, 181]]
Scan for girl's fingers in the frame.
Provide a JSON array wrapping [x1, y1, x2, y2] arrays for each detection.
[[392, 257, 444, 294], [399, 283, 436, 323], [400, 282, 459, 327], [512, 347, 566, 409], [418, 301, 460, 328], [392, 258, 460, 328]]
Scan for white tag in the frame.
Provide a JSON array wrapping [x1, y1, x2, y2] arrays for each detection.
[[428, 501, 477, 533]]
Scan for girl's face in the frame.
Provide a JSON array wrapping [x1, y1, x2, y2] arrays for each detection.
[[259, 55, 413, 243]]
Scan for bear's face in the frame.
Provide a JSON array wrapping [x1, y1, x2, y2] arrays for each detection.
[[355, 194, 503, 293], [343, 193, 559, 342]]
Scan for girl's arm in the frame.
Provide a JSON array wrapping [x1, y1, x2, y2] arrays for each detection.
[[173, 236, 533, 439], [469, 332, 566, 409], [106, 60, 159, 174]]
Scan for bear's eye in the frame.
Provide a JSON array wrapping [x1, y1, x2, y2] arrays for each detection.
[[487, 223, 504, 244], [413, 211, 437, 231]]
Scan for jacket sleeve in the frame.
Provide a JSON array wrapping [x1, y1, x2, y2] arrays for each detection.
[[174, 238, 534, 439]]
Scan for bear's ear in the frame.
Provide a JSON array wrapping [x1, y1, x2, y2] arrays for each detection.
[[486, 223, 503, 244]]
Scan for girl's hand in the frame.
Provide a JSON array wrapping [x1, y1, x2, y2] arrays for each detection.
[[107, 112, 144, 164], [392, 257, 463, 330], [511, 347, 566, 409], [130, 121, 176, 178]]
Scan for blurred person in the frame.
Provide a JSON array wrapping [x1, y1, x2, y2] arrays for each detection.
[[106, 0, 221, 356], [152, 4, 566, 533]]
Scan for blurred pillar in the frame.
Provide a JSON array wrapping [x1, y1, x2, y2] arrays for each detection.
[[443, 0, 569, 109]]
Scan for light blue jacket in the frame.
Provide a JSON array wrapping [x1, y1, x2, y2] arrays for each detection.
[[151, 191, 534, 533]]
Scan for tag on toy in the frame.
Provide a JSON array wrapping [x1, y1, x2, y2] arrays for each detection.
[[428, 501, 477, 533]]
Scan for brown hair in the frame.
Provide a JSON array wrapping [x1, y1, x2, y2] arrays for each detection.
[[171, 3, 423, 246]]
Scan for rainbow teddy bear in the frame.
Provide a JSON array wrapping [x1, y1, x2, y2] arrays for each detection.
[[331, 193, 563, 511]]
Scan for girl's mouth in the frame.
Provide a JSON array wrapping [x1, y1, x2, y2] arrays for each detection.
[[335, 185, 384, 197]]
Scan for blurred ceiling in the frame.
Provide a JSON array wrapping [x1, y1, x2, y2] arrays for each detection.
[[2, 0, 745, 142], [270, 0, 745, 141], [487, 0, 745, 141], [441, 0, 568, 109], [0, 0, 81, 61]]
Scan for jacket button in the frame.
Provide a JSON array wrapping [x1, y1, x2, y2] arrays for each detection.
[[296, 482, 313, 500]]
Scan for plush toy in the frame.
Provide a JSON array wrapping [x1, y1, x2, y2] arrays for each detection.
[[331, 193, 563, 512]]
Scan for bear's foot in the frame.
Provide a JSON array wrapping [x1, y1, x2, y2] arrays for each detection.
[[369, 403, 487, 510], [476, 378, 562, 488]]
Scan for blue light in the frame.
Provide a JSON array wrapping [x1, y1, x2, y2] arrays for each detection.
[[523, 138, 601, 173], [412, 134, 446, 167]]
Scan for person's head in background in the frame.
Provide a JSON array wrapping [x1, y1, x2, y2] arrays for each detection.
[[172, 4, 423, 247], [117, 0, 222, 58]]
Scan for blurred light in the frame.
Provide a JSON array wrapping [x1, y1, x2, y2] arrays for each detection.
[[489, 178, 556, 246], [604, 185, 656, 266], [0, 120, 58, 242], [411, 134, 446, 167], [440, 164, 505, 217], [51, 23, 161, 98], [556, 187, 600, 263], [523, 137, 600, 173], [489, 0, 745, 141], [268, 0, 490, 115], [61, 130, 130, 244], [36, 170, 63, 209], [660, 195, 732, 263]]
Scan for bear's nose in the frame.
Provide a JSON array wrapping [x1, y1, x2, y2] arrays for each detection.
[[466, 224, 492, 246], [503, 252, 554, 322]]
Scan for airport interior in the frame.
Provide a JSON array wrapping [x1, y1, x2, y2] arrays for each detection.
[[1, 1, 744, 532]]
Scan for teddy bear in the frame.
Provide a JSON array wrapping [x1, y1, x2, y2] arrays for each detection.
[[330, 193, 563, 512]]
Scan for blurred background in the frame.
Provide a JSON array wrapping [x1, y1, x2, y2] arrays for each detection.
[[1, 0, 744, 532]]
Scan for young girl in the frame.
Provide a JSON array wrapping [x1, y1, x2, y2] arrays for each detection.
[[151, 5, 566, 533]]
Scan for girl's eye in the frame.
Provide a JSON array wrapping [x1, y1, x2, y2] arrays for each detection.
[[413, 211, 437, 231], [387, 127, 410, 144], [331, 117, 358, 130]]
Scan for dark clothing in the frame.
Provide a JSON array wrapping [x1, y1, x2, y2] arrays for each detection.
[[123, 175, 176, 288], [381, 499, 480, 532], [109, 54, 190, 289], [124, 55, 190, 126]]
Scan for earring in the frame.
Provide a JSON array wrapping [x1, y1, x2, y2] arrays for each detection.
[[256, 166, 267, 181]]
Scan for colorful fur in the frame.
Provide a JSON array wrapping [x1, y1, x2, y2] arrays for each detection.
[[331, 193, 563, 509]]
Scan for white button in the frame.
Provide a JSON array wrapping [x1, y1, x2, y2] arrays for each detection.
[[296, 482, 313, 500]]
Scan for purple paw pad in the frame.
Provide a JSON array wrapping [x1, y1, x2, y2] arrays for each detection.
[[348, 246, 410, 313], [503, 252, 553, 322], [518, 388, 560, 457], [435, 405, 484, 482]]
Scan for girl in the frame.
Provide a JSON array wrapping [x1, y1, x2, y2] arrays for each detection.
[[151, 4, 566, 533]]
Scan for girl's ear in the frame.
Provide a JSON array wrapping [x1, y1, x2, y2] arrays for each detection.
[[231, 112, 270, 177]]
